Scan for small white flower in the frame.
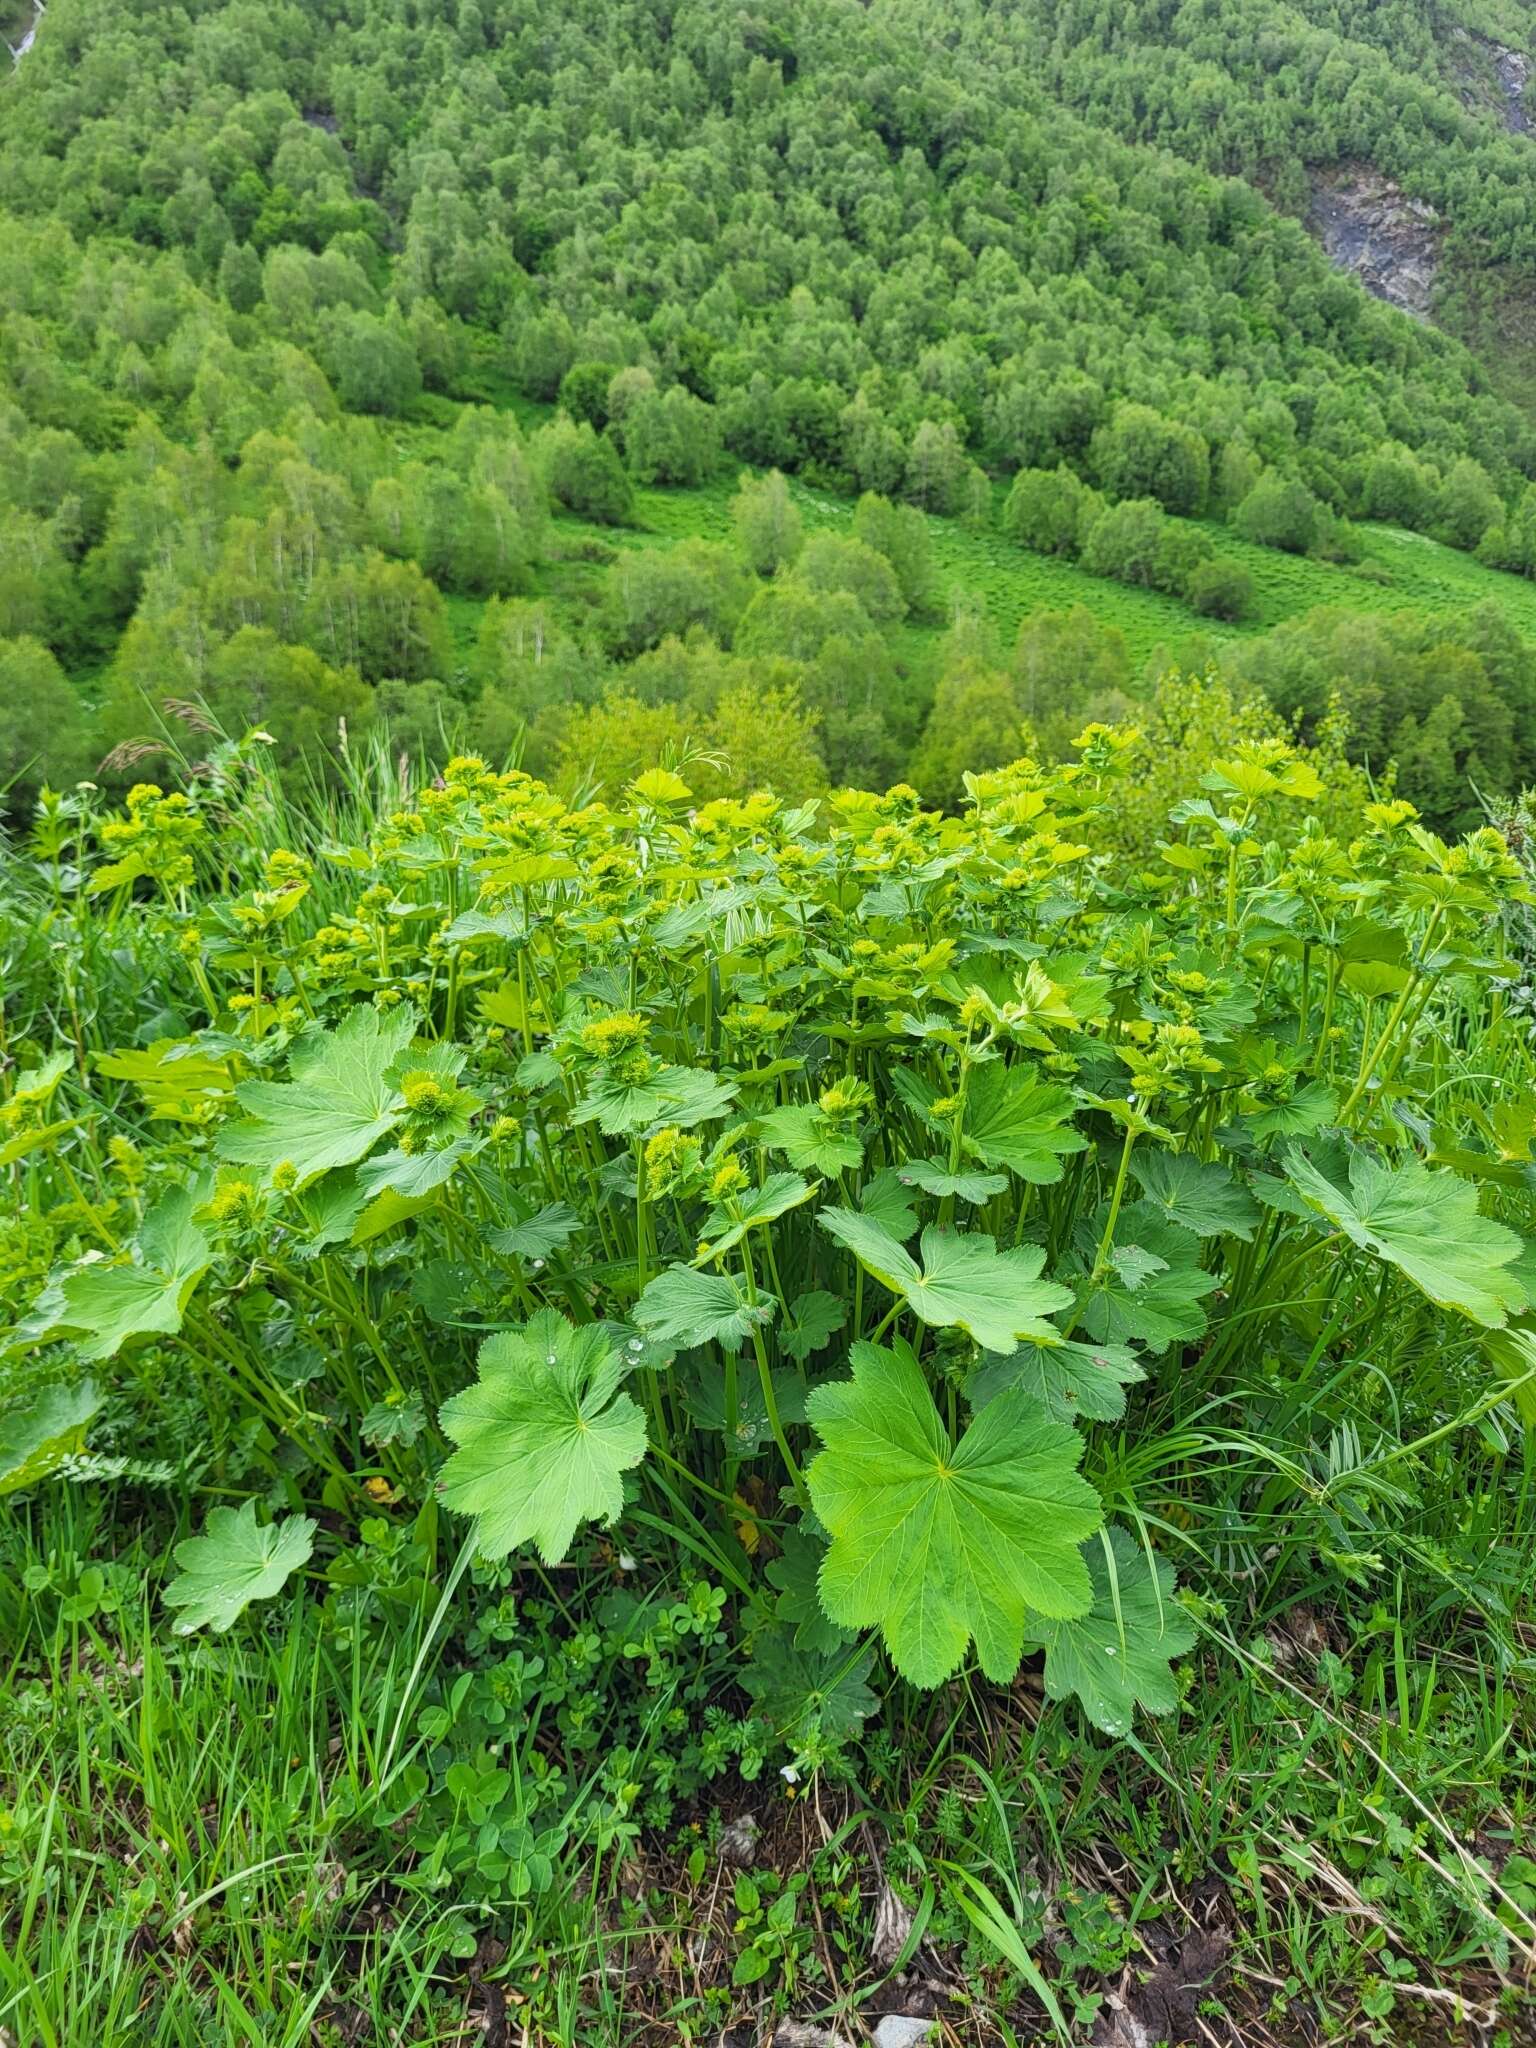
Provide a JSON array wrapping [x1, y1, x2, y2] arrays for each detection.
[[618, 1553, 638, 1572], [780, 1764, 800, 1786]]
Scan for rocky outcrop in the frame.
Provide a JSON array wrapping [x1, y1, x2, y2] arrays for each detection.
[[6, 0, 42, 64], [1309, 166, 1439, 319], [1447, 26, 1532, 133], [1491, 43, 1531, 132]]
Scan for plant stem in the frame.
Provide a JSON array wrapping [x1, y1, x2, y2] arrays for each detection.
[[740, 1235, 809, 1509], [1338, 909, 1444, 1123], [1092, 1122, 1138, 1281]]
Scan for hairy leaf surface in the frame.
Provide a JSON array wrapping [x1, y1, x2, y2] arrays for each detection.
[[1036, 1527, 1195, 1735], [1285, 1144, 1529, 1327], [219, 1004, 418, 1187], [164, 1501, 316, 1635]]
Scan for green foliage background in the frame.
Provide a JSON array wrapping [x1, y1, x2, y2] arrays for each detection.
[[7, 1, 1536, 2037], [9, 0, 1536, 835]]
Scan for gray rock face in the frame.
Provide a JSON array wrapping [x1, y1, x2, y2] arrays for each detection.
[[1447, 26, 1531, 133], [8, 0, 43, 64], [1309, 167, 1439, 319], [1491, 43, 1531, 132]]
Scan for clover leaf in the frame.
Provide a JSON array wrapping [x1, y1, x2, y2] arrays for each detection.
[[818, 1210, 1073, 1353], [437, 1313, 646, 1563], [163, 1500, 316, 1634], [805, 1339, 1102, 1685]]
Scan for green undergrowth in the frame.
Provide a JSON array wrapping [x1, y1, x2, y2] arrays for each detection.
[[4, 733, 1536, 2043], [5, 1480, 1532, 2047]]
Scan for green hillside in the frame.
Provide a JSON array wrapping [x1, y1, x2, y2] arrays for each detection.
[[6, 0, 1536, 833], [8, 3, 1536, 2044], [626, 470, 1536, 661]]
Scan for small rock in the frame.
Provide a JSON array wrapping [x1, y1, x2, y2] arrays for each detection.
[[872, 2021, 936, 2048], [770, 2025, 854, 2048]]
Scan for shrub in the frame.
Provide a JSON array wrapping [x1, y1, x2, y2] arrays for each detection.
[[535, 416, 635, 526], [909, 661, 1025, 806], [622, 386, 721, 487], [730, 469, 804, 577], [1090, 403, 1209, 515], [0, 636, 89, 801], [1001, 465, 1094, 556], [1080, 497, 1172, 589], [599, 541, 751, 656], [791, 533, 905, 621], [558, 360, 619, 428], [851, 492, 936, 614], [1152, 521, 1214, 598], [1187, 556, 1255, 620], [1233, 472, 1322, 554]]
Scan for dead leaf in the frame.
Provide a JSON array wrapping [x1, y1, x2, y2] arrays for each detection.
[[1090, 1926, 1230, 2048], [871, 1878, 917, 1971]]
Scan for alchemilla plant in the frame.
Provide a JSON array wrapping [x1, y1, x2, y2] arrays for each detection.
[[6, 728, 1534, 1781]]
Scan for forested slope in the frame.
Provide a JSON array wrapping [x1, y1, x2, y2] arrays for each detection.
[[6, 0, 1536, 826], [922, 0, 1536, 384]]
